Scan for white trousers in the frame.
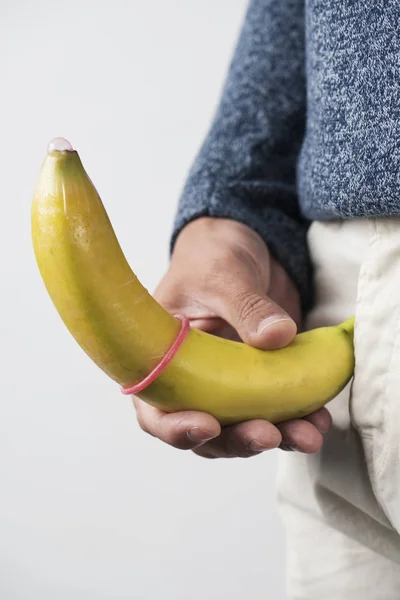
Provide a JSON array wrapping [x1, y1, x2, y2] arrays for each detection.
[[277, 218, 400, 599]]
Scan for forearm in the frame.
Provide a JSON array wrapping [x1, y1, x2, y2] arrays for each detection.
[[172, 0, 313, 312]]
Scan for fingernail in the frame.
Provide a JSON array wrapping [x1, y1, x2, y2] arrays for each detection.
[[187, 427, 215, 444], [279, 443, 297, 452], [257, 315, 292, 335], [248, 440, 269, 452]]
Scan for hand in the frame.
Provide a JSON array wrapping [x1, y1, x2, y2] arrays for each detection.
[[133, 217, 331, 458]]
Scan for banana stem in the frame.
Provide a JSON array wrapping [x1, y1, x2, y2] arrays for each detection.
[[339, 316, 355, 342]]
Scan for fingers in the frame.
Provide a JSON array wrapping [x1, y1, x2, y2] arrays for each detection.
[[133, 397, 221, 450], [193, 419, 282, 459], [134, 397, 281, 457], [193, 411, 331, 459], [134, 395, 332, 457], [277, 418, 324, 454], [216, 289, 297, 350], [134, 396, 283, 459], [303, 407, 332, 433]]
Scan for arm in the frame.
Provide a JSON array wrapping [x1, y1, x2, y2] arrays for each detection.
[[172, 0, 312, 312]]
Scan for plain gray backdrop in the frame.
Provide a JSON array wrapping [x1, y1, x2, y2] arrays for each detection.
[[0, 1, 286, 598]]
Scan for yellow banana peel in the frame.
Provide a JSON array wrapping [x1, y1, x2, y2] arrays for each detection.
[[31, 139, 355, 425]]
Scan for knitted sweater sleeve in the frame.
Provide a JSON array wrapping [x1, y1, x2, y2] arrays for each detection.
[[171, 0, 313, 311]]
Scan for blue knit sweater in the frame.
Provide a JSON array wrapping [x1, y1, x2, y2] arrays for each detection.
[[171, 0, 400, 311]]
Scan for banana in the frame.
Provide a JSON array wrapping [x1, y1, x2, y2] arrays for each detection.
[[31, 138, 355, 425]]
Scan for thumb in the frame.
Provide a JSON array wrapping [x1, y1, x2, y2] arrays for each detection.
[[219, 290, 297, 350]]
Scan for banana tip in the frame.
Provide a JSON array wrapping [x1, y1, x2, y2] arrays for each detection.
[[47, 137, 74, 153]]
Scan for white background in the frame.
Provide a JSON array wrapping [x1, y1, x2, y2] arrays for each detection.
[[0, 1, 285, 598]]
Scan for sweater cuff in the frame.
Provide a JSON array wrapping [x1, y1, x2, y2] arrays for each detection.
[[170, 189, 314, 315]]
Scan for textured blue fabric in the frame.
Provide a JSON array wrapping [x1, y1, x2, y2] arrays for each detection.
[[171, 0, 400, 312]]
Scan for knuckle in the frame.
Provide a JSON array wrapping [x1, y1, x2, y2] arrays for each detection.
[[237, 292, 270, 323]]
